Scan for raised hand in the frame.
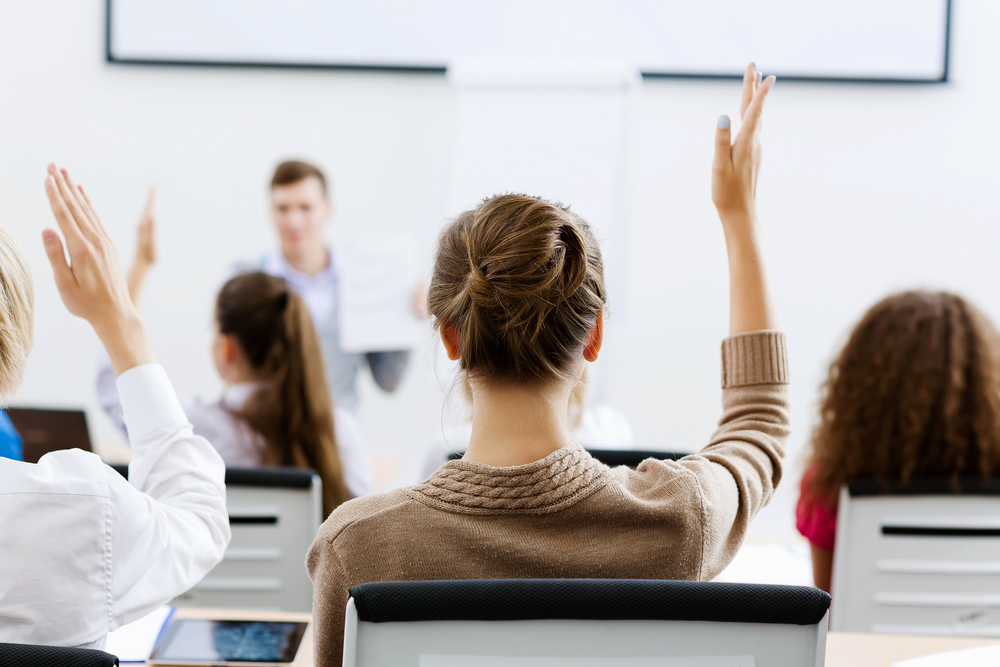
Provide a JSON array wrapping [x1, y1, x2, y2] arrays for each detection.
[[711, 63, 778, 335], [128, 184, 158, 305], [712, 62, 776, 222], [42, 164, 154, 374]]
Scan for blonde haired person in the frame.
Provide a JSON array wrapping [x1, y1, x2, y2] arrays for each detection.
[[306, 64, 785, 666], [0, 165, 230, 648]]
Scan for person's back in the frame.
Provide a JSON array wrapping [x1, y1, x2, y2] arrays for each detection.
[[308, 65, 783, 666], [0, 165, 230, 648], [798, 290, 1000, 592]]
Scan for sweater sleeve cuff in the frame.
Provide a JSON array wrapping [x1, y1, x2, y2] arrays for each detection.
[[117, 364, 189, 443], [721, 330, 789, 388]]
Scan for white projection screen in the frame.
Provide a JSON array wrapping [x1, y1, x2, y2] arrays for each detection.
[[107, 0, 951, 82]]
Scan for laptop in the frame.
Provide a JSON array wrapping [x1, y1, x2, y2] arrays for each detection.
[[5, 407, 92, 463]]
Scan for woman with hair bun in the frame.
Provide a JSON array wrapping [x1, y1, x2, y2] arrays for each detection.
[[307, 63, 784, 666], [798, 290, 1000, 592]]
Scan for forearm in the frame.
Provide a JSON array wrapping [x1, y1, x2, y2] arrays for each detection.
[[810, 545, 834, 593], [722, 212, 778, 336], [127, 262, 151, 307], [93, 312, 155, 376]]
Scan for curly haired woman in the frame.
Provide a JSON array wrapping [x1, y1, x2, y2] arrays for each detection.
[[798, 291, 1000, 592]]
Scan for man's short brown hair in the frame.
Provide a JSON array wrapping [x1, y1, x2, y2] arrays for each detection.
[[271, 161, 328, 196]]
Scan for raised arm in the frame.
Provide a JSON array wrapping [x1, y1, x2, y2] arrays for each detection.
[[127, 184, 158, 307], [42, 164, 230, 628], [95, 184, 159, 436], [712, 63, 778, 335], [684, 65, 788, 579]]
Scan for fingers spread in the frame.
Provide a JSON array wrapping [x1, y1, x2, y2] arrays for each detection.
[[740, 62, 756, 118], [41, 229, 76, 294]]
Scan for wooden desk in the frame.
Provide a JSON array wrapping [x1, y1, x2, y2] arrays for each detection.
[[825, 632, 998, 666], [142, 611, 999, 667]]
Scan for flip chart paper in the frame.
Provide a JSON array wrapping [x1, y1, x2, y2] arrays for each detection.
[[336, 232, 423, 354]]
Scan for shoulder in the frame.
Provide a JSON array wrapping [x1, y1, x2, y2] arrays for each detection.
[[313, 488, 417, 547], [0, 449, 109, 497]]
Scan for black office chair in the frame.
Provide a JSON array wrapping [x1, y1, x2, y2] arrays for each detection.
[[0, 643, 119, 667], [447, 448, 689, 468], [342, 579, 832, 666]]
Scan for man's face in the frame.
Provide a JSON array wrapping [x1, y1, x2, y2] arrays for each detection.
[[270, 176, 332, 254]]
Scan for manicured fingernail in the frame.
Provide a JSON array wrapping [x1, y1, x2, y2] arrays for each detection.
[[45, 176, 55, 187], [42, 230, 56, 242], [756, 71, 762, 85], [718, 115, 730, 129], [768, 75, 777, 87]]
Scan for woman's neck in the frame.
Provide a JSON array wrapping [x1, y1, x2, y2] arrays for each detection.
[[462, 379, 575, 467]]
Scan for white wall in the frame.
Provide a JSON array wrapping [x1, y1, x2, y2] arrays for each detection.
[[3, 0, 1000, 539]]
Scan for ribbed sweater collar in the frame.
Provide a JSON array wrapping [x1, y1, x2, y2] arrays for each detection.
[[406, 443, 610, 515]]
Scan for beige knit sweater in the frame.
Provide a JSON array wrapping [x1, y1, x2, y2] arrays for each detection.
[[306, 331, 790, 667]]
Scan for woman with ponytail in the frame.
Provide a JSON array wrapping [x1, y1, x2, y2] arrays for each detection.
[[96, 199, 370, 516], [307, 64, 786, 666]]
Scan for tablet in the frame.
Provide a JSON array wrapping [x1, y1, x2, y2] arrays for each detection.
[[148, 619, 309, 666]]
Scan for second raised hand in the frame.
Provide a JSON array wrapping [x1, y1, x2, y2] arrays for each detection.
[[129, 183, 158, 306]]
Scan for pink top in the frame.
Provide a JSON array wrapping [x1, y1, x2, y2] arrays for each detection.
[[796, 466, 838, 551]]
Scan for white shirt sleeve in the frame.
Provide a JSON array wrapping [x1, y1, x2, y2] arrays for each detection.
[[107, 364, 231, 628], [333, 406, 374, 497], [95, 348, 127, 436], [0, 363, 230, 648]]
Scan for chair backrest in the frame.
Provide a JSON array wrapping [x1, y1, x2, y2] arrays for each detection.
[[179, 467, 322, 611], [448, 449, 688, 468], [0, 642, 118, 667], [831, 479, 1000, 635], [109, 464, 322, 612], [343, 579, 831, 667]]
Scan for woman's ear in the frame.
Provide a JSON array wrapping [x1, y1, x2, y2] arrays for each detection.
[[440, 321, 462, 361], [583, 311, 604, 362], [221, 334, 241, 365]]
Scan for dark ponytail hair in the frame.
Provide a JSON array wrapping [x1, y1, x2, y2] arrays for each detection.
[[216, 271, 350, 516], [428, 194, 606, 384]]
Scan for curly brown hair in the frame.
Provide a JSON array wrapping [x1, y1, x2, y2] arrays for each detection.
[[805, 291, 1000, 506]]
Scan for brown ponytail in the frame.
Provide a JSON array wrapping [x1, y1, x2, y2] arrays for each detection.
[[216, 272, 351, 516], [429, 194, 606, 384]]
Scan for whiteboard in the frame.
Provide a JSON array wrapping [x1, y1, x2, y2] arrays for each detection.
[[107, 0, 951, 82]]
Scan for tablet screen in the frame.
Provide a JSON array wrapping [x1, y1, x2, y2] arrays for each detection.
[[150, 619, 308, 664]]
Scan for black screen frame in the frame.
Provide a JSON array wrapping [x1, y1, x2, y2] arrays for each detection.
[[149, 619, 309, 665], [105, 0, 952, 83]]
